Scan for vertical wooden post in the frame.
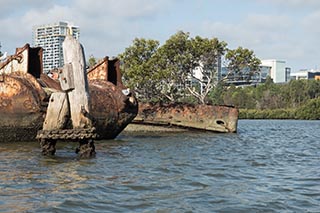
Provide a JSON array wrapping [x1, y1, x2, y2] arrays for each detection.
[[37, 35, 96, 157], [62, 35, 92, 129]]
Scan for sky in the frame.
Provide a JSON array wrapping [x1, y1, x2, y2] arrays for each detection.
[[1, 0, 320, 72]]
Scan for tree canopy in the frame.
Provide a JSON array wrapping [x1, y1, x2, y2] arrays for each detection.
[[87, 55, 97, 68], [119, 31, 261, 104], [119, 38, 162, 101], [0, 42, 3, 57], [224, 47, 261, 81], [119, 31, 235, 104], [188, 36, 227, 103]]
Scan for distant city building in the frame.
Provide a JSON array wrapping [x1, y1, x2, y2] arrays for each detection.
[[220, 65, 270, 86], [186, 57, 292, 89], [290, 69, 320, 80], [285, 67, 291, 82], [220, 59, 291, 86], [32, 22, 80, 73], [261, 59, 290, 83]]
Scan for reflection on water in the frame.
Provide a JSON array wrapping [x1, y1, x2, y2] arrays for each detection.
[[0, 120, 319, 212]]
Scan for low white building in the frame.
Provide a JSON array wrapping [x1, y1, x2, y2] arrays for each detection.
[[290, 69, 320, 80], [261, 59, 290, 83]]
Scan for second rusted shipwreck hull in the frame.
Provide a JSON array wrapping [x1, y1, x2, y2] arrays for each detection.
[[0, 43, 138, 142], [132, 103, 238, 133]]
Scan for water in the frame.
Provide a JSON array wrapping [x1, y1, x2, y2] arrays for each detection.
[[0, 120, 319, 212]]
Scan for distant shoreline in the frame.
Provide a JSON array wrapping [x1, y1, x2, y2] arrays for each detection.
[[239, 107, 320, 120]]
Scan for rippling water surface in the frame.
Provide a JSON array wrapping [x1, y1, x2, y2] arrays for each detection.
[[0, 120, 319, 212]]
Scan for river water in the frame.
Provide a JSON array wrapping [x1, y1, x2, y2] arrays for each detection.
[[0, 120, 319, 212]]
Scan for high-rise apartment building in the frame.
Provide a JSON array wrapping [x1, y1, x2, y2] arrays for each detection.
[[32, 22, 80, 73]]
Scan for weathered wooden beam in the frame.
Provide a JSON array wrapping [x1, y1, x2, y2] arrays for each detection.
[[42, 92, 69, 130], [59, 63, 74, 91], [62, 35, 92, 129]]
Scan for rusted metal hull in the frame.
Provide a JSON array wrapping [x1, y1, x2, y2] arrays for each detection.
[[133, 103, 238, 133], [90, 80, 138, 139], [0, 45, 138, 142], [0, 72, 47, 141], [87, 56, 138, 139]]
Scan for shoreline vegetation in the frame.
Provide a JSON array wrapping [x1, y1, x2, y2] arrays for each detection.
[[235, 80, 320, 120], [239, 99, 320, 120]]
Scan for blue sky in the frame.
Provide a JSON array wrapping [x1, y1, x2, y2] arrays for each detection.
[[1, 0, 320, 72]]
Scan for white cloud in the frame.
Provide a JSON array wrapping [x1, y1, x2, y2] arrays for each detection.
[[64, 0, 171, 57], [197, 13, 314, 70], [0, 0, 61, 18], [1, 0, 319, 70], [302, 10, 320, 34], [0, 0, 173, 56], [0, 4, 75, 53], [23, 5, 74, 26], [200, 14, 293, 49], [73, 0, 171, 19], [258, 0, 320, 9]]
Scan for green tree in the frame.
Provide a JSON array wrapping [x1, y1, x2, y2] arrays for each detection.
[[155, 31, 229, 104], [118, 38, 161, 101], [288, 80, 308, 107], [222, 85, 237, 106], [0, 42, 3, 57], [118, 32, 270, 106], [208, 82, 225, 105], [306, 79, 320, 99], [295, 98, 320, 119], [87, 55, 97, 68], [155, 31, 195, 102], [187, 36, 227, 104], [224, 47, 261, 81]]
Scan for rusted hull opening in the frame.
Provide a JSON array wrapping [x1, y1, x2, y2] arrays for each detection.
[[28, 47, 42, 78], [107, 58, 122, 86], [89, 80, 138, 139], [87, 57, 123, 88]]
